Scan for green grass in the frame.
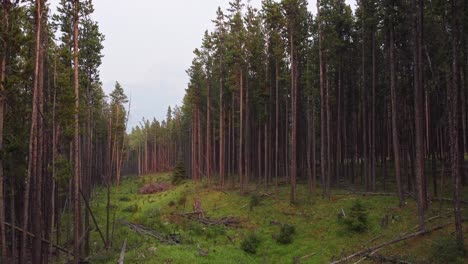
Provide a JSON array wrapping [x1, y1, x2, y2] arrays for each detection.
[[57, 172, 467, 264]]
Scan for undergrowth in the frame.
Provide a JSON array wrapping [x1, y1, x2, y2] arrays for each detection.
[[57, 172, 467, 264]]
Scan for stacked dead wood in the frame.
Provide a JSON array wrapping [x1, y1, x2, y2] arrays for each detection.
[[177, 211, 241, 227], [120, 219, 181, 245]]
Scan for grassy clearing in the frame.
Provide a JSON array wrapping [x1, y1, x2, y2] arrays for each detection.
[[67, 173, 467, 264]]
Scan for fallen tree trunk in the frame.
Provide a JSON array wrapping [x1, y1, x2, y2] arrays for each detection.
[[330, 223, 452, 264]]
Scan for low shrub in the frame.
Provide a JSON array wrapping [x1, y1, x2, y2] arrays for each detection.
[[177, 194, 187, 208], [241, 233, 261, 254], [343, 200, 369, 233], [172, 158, 186, 185], [122, 204, 138, 213], [119, 196, 131, 202], [276, 224, 296, 244], [139, 183, 171, 194], [430, 236, 465, 264], [249, 194, 261, 211]]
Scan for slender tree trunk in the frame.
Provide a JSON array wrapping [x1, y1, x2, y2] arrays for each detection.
[[449, 0, 464, 247], [389, 25, 404, 206], [289, 30, 297, 203], [307, 98, 313, 193], [275, 60, 279, 189], [206, 80, 211, 182], [317, 0, 328, 198], [73, 0, 82, 260], [371, 29, 377, 191], [219, 65, 224, 187], [22, 0, 42, 261], [413, 0, 426, 231], [0, 1, 9, 260], [239, 69, 243, 194]]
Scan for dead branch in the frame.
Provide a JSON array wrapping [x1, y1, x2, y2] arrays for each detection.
[[432, 197, 468, 204], [366, 253, 412, 264], [213, 203, 228, 211], [282, 211, 309, 217], [411, 211, 452, 230], [178, 212, 241, 227], [118, 239, 127, 264], [80, 189, 107, 247], [197, 243, 208, 256], [3, 221, 75, 257], [300, 252, 316, 260], [330, 223, 453, 264], [120, 219, 180, 245]]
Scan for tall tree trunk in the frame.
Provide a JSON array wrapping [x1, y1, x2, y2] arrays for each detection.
[[219, 65, 224, 187], [449, 0, 464, 247], [317, 0, 328, 198], [389, 25, 404, 206], [290, 30, 297, 203], [413, 0, 426, 231], [206, 80, 211, 182], [73, 0, 82, 261], [0, 1, 9, 260], [371, 29, 377, 191], [239, 69, 243, 194], [275, 60, 279, 189], [22, 0, 42, 261]]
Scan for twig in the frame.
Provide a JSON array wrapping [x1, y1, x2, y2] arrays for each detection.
[[226, 235, 235, 245], [300, 252, 316, 260], [214, 203, 228, 211]]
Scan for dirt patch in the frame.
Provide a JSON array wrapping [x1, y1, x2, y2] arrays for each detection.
[[139, 182, 172, 194]]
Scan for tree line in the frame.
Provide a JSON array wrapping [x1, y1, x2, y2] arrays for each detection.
[[0, 0, 128, 263], [128, 0, 466, 250]]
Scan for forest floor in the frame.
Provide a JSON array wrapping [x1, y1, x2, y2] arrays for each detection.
[[72, 173, 467, 264]]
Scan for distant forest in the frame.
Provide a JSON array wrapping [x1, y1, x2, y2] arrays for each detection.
[[128, 0, 465, 246]]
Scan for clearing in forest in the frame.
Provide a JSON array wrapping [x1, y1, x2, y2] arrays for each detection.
[[80, 173, 467, 264]]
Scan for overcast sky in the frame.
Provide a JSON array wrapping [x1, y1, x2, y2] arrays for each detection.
[[48, 0, 356, 129]]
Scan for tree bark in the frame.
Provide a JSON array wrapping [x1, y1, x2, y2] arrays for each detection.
[[73, 0, 82, 261], [413, 0, 426, 231], [317, 0, 328, 198], [449, 0, 464, 247], [0, 1, 9, 260], [389, 20, 404, 207]]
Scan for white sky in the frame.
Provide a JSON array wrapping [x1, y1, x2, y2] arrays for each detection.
[[48, 0, 357, 129]]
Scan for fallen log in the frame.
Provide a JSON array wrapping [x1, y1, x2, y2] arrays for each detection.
[[330, 223, 452, 264]]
